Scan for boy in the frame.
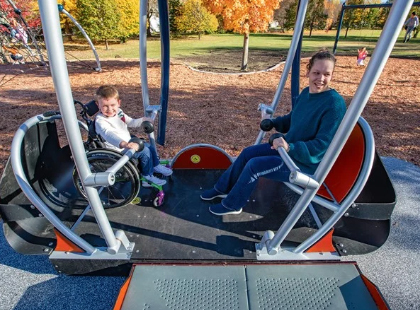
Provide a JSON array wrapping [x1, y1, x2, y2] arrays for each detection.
[[404, 12, 419, 43], [94, 85, 172, 187]]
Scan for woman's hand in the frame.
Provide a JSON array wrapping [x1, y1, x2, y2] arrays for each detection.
[[271, 136, 290, 152]]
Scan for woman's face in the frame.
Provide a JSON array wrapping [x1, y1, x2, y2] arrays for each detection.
[[307, 59, 335, 94]]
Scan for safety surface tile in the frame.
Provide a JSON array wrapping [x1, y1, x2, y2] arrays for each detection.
[[121, 265, 248, 310], [120, 264, 379, 310]]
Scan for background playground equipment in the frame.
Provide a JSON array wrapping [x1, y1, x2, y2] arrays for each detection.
[[333, 1, 420, 55], [0, 0, 415, 308]]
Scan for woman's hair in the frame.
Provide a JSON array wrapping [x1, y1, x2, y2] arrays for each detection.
[[307, 49, 336, 71], [95, 85, 120, 101]]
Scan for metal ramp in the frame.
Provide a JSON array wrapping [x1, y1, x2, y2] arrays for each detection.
[[115, 263, 385, 310]]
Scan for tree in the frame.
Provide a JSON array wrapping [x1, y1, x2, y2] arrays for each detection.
[[324, 0, 341, 31], [0, 0, 40, 28], [176, 0, 218, 39], [342, 0, 364, 37], [305, 0, 327, 37], [169, 0, 183, 34], [115, 0, 139, 42], [58, 0, 78, 40], [76, 0, 120, 49], [273, 0, 296, 31], [203, 0, 280, 71]]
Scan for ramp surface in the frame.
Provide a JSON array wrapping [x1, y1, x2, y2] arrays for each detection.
[[120, 264, 378, 310]]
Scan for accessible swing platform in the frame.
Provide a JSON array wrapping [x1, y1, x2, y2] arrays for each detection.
[[0, 120, 394, 309]]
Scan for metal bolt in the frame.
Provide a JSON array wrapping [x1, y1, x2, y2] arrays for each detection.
[[43, 248, 49, 252], [48, 242, 54, 247], [30, 205, 35, 209], [342, 249, 347, 254], [344, 213, 349, 217]]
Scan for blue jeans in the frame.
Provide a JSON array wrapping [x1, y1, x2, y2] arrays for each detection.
[[133, 143, 159, 176], [214, 143, 291, 211], [405, 26, 415, 41]]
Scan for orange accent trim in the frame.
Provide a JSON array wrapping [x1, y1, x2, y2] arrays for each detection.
[[317, 123, 365, 203], [113, 266, 136, 310], [54, 229, 84, 253], [361, 274, 390, 310], [305, 229, 336, 253], [172, 146, 232, 169]]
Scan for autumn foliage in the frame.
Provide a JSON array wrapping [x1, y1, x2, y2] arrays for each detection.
[[203, 0, 280, 34]]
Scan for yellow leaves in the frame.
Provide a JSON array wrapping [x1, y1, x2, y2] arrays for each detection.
[[203, 0, 280, 34]]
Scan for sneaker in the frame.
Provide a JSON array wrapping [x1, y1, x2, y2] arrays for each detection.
[[153, 165, 173, 176], [200, 188, 227, 201], [209, 203, 242, 216], [142, 174, 166, 187]]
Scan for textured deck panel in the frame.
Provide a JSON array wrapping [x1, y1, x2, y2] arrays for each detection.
[[120, 264, 378, 310]]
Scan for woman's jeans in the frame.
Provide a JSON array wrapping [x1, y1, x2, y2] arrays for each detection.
[[214, 143, 291, 211], [133, 142, 159, 176]]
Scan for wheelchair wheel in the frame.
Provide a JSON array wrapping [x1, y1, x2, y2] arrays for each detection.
[[73, 149, 140, 208]]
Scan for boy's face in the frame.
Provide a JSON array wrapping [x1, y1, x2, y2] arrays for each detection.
[[97, 97, 120, 117]]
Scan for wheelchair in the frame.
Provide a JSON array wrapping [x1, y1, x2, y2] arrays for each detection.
[[72, 100, 166, 208]]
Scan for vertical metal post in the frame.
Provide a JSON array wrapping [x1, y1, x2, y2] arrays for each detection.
[[139, 0, 150, 113], [254, 0, 309, 145], [291, 28, 303, 108], [333, 3, 346, 54], [38, 0, 121, 254], [157, 0, 170, 145]]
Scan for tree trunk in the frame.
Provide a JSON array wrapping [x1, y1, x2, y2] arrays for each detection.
[[198, 32, 201, 40], [241, 33, 249, 71], [105, 38, 109, 50], [345, 26, 349, 39]]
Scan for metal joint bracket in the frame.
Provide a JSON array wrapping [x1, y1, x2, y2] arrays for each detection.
[[289, 171, 319, 189], [84, 172, 115, 187]]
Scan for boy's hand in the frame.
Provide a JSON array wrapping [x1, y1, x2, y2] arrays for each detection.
[[120, 141, 140, 151], [141, 117, 153, 123]]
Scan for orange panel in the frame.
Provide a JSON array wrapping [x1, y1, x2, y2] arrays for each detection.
[[317, 124, 365, 203], [113, 267, 135, 310], [361, 274, 390, 310], [172, 146, 232, 169], [54, 229, 84, 253], [305, 229, 336, 253]]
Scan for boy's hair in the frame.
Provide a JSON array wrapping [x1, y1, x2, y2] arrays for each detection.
[[95, 85, 120, 101], [412, 12, 416, 16], [307, 49, 336, 72]]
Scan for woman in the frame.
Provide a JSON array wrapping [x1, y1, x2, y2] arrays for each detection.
[[201, 50, 346, 216]]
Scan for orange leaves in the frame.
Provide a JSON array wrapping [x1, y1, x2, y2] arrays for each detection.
[[203, 0, 280, 34]]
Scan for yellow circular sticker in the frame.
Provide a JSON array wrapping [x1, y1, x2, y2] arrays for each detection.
[[191, 154, 201, 164], [131, 197, 141, 204]]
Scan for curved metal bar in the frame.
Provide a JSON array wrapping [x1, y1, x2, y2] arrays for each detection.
[[38, 0, 122, 254], [293, 118, 375, 253], [58, 6, 101, 72], [139, 0, 150, 113], [254, 0, 309, 145], [10, 115, 96, 254], [156, 0, 170, 145]]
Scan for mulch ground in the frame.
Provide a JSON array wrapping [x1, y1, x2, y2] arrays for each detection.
[[0, 55, 419, 178]]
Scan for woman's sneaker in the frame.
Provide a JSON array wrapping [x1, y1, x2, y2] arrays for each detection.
[[200, 188, 227, 200], [153, 165, 173, 176], [142, 174, 166, 187]]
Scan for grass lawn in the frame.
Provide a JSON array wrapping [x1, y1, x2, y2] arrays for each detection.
[[63, 29, 420, 62]]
